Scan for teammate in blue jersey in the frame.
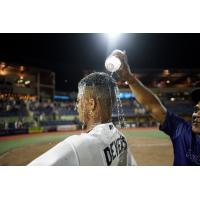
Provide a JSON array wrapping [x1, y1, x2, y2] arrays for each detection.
[[109, 49, 200, 166]]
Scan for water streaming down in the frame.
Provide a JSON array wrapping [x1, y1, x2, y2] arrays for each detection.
[[109, 73, 127, 129], [77, 83, 87, 130], [114, 86, 127, 128], [78, 74, 110, 131]]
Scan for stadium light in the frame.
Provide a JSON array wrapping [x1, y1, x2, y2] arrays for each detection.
[[0, 69, 5, 75], [0, 62, 6, 69], [105, 33, 123, 53], [25, 80, 31, 85], [19, 65, 25, 72], [106, 33, 122, 42]]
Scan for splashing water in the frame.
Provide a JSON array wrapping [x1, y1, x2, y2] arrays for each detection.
[[77, 71, 127, 130], [114, 86, 127, 128], [109, 73, 127, 129], [77, 84, 87, 130]]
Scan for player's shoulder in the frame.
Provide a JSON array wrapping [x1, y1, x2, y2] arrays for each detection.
[[65, 133, 94, 146], [65, 123, 122, 146], [89, 122, 118, 136], [161, 110, 188, 127], [89, 122, 125, 144]]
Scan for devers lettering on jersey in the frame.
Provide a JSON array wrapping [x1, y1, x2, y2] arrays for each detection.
[[103, 135, 128, 166]]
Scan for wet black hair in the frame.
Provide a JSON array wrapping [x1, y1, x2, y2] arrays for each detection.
[[78, 72, 116, 88], [191, 88, 200, 104], [78, 72, 117, 108]]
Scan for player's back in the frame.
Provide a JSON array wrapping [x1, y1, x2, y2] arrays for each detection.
[[28, 123, 136, 166], [73, 122, 136, 165]]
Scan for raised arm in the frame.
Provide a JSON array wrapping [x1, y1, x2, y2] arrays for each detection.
[[109, 50, 167, 124]]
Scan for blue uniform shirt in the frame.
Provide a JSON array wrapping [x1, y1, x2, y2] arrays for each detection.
[[159, 111, 200, 166]]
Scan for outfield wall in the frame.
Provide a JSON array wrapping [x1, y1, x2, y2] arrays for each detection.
[[0, 124, 78, 136]]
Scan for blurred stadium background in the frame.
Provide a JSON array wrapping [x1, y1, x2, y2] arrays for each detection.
[[0, 60, 199, 165], [0, 34, 200, 165]]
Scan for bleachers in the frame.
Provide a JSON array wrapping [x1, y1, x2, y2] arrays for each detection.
[[0, 90, 195, 133], [40, 120, 76, 126]]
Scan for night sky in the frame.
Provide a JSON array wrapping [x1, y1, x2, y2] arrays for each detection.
[[0, 33, 200, 92]]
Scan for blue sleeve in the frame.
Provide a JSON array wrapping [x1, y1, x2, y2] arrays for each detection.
[[159, 111, 188, 139]]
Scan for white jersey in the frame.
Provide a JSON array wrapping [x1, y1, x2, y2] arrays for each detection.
[[28, 123, 137, 166]]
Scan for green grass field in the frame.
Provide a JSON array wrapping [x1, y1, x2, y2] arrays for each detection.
[[0, 128, 168, 156]]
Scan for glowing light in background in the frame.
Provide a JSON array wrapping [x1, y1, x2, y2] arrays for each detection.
[[0, 62, 6, 69], [25, 80, 31, 85], [107, 33, 122, 43], [0, 62, 7, 75], [105, 33, 123, 53], [19, 65, 25, 72], [0, 69, 7, 75]]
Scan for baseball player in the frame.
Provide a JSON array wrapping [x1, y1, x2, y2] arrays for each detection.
[[110, 49, 200, 166], [28, 72, 136, 166]]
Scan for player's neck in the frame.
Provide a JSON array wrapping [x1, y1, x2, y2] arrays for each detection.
[[86, 117, 112, 132], [86, 122, 101, 132]]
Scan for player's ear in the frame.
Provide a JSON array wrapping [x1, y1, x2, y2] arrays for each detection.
[[89, 98, 96, 111]]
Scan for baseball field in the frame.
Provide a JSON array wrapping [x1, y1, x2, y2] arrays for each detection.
[[0, 127, 173, 166]]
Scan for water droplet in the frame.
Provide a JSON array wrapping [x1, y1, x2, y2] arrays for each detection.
[[110, 74, 127, 129]]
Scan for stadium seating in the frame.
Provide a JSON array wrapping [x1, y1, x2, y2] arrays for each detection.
[[0, 91, 195, 134]]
